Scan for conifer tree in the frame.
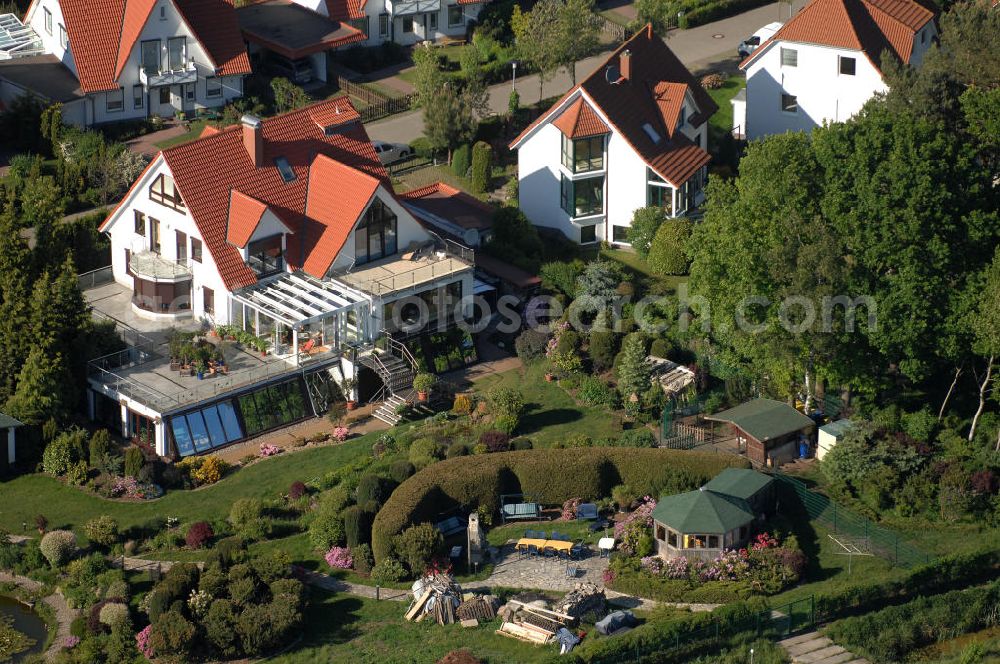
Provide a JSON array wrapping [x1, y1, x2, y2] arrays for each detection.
[[6, 347, 69, 426]]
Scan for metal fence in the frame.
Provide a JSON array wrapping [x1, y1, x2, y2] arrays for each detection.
[[771, 472, 932, 569], [78, 265, 114, 290], [590, 596, 815, 664]]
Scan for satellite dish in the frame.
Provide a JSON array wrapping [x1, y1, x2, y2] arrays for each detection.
[[462, 229, 480, 247], [605, 65, 621, 84]]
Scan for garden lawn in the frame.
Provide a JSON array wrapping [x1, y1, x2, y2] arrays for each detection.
[[0, 433, 380, 540], [270, 590, 558, 664], [706, 74, 744, 143], [471, 363, 625, 447], [153, 119, 211, 149], [589, 246, 688, 295]]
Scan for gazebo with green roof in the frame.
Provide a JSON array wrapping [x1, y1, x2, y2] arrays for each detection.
[[651, 488, 755, 560], [702, 468, 775, 516]]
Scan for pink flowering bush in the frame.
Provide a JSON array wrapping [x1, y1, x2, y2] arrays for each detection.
[[332, 426, 349, 442], [110, 476, 147, 499], [640, 555, 664, 575], [665, 555, 690, 579], [135, 624, 153, 659], [752, 532, 778, 551], [259, 443, 282, 457], [559, 498, 582, 521], [545, 321, 571, 358], [62, 635, 80, 649], [615, 496, 657, 556], [601, 568, 616, 585], [325, 546, 353, 570]]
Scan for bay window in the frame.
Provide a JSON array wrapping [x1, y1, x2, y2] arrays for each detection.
[[646, 168, 673, 215], [560, 174, 604, 218], [561, 134, 604, 173]]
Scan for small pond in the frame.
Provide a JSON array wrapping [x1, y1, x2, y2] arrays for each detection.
[[0, 595, 48, 662]]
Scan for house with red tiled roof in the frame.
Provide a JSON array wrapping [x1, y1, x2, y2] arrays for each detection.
[[733, 0, 936, 139], [288, 0, 488, 46], [91, 97, 473, 457], [16, 0, 250, 126], [509, 26, 717, 246]]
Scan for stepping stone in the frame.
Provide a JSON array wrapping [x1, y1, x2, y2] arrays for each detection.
[[787, 638, 834, 657], [780, 632, 825, 647], [812, 651, 858, 664], [800, 645, 849, 663]]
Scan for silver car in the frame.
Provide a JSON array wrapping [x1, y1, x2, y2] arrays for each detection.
[[373, 141, 411, 165]]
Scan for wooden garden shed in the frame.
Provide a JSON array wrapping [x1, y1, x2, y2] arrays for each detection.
[[704, 398, 815, 468], [650, 488, 755, 561]]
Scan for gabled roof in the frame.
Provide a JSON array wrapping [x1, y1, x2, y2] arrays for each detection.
[[510, 25, 717, 187], [652, 489, 755, 534], [325, 0, 365, 21], [227, 190, 293, 247], [702, 468, 773, 501], [103, 97, 388, 291], [301, 154, 381, 279], [399, 182, 495, 231], [704, 398, 815, 442], [651, 81, 689, 138], [739, 0, 935, 73], [237, 0, 365, 59], [57, 0, 250, 93], [552, 97, 610, 139]]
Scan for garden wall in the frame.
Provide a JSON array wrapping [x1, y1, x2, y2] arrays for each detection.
[[371, 448, 748, 562]]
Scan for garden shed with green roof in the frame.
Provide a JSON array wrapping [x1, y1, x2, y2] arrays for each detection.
[[703, 468, 775, 517], [651, 488, 756, 560], [704, 398, 815, 468]]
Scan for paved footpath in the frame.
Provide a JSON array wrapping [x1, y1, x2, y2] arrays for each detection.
[[779, 631, 870, 664], [367, 0, 806, 145]]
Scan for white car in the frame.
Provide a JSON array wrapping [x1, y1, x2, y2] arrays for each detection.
[[373, 141, 412, 165], [737, 22, 783, 58]]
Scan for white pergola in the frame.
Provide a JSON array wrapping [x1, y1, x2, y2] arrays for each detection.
[[0, 14, 44, 60], [231, 271, 373, 364]]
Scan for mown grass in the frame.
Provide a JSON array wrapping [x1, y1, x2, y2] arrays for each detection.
[[153, 119, 212, 149]]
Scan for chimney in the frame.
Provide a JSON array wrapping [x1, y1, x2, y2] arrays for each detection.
[[620, 49, 632, 82], [241, 114, 263, 168]]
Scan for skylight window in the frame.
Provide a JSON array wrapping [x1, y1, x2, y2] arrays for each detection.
[[642, 123, 662, 144], [274, 157, 295, 183]]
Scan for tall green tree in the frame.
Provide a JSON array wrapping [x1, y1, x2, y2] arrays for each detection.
[[5, 346, 70, 426], [626, 206, 666, 258], [511, 0, 561, 101], [968, 248, 1000, 444], [555, 0, 601, 85], [423, 83, 477, 163], [616, 333, 651, 399], [0, 195, 32, 402]]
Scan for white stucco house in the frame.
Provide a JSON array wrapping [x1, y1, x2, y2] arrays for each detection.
[[0, 0, 250, 127], [91, 97, 474, 457], [290, 0, 487, 47], [509, 25, 717, 246], [732, 0, 937, 139]]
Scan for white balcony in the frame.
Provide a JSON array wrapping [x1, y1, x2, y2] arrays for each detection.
[[385, 0, 440, 16], [139, 61, 197, 88]]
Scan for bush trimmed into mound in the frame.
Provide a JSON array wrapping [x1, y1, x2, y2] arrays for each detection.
[[372, 448, 747, 562]]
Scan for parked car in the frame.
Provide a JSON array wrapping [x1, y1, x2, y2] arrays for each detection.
[[737, 22, 783, 57], [373, 141, 412, 165], [267, 54, 313, 84]]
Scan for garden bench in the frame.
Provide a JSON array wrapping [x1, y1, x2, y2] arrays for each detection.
[[501, 502, 541, 522], [435, 516, 466, 537], [576, 503, 599, 520]]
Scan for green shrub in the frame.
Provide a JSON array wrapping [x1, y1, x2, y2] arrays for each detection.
[[452, 143, 471, 177], [356, 473, 390, 506], [677, 0, 772, 28], [649, 338, 672, 359], [615, 428, 657, 448], [389, 460, 415, 483], [588, 330, 619, 372], [39, 530, 76, 568], [626, 206, 666, 257], [343, 505, 374, 548], [446, 442, 469, 458], [42, 428, 87, 476], [371, 556, 406, 585], [515, 329, 549, 363], [352, 543, 374, 575], [648, 218, 693, 275], [84, 515, 119, 548], [470, 141, 493, 194], [371, 448, 747, 562], [148, 609, 197, 660], [394, 523, 443, 576], [409, 437, 442, 468], [487, 387, 524, 421], [88, 429, 112, 470], [410, 136, 433, 159], [204, 599, 238, 657], [577, 376, 619, 409], [124, 446, 144, 479], [540, 260, 584, 298], [229, 498, 270, 542]]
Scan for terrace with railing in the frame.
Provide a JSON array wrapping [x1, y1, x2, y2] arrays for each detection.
[[334, 239, 473, 297]]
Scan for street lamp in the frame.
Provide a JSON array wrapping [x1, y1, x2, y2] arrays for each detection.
[[511, 60, 518, 92], [750, 648, 755, 664]]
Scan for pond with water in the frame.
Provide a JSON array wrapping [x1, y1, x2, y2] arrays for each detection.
[[0, 595, 47, 662]]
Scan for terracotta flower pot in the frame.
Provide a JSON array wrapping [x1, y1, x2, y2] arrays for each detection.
[[544, 373, 555, 382], [346, 400, 357, 411], [417, 391, 428, 402]]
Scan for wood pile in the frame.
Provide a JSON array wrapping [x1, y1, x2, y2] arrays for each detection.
[[495, 599, 575, 645], [554, 582, 607, 621], [456, 595, 499, 621], [405, 573, 464, 625]]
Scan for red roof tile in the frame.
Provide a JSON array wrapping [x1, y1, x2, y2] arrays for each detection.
[[174, 0, 253, 77], [153, 97, 388, 291], [58, 0, 126, 92], [199, 125, 221, 138], [325, 0, 365, 21], [651, 81, 689, 138], [301, 154, 380, 278], [226, 190, 269, 247], [115, 0, 158, 80], [399, 182, 495, 231], [552, 98, 610, 139], [511, 25, 717, 187], [309, 101, 361, 131], [740, 0, 934, 72]]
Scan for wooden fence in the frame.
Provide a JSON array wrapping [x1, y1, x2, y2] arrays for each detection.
[[597, 15, 629, 42], [335, 75, 415, 123]]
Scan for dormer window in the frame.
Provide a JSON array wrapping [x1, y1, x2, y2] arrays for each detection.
[[275, 157, 295, 183], [642, 123, 662, 144], [149, 174, 185, 213], [247, 235, 283, 277]]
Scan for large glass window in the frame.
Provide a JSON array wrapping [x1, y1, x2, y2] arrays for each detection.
[[237, 379, 308, 437], [561, 134, 604, 173], [247, 235, 283, 276], [560, 174, 604, 217], [168, 400, 248, 457], [354, 198, 397, 265], [149, 174, 185, 212], [167, 36, 186, 70], [186, 410, 211, 452], [170, 417, 195, 456], [447, 4, 463, 26], [141, 40, 160, 75]]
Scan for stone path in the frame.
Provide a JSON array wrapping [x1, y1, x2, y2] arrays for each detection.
[[0, 571, 79, 660], [779, 631, 870, 664]]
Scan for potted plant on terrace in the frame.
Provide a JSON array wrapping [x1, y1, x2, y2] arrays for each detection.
[[413, 373, 438, 402], [341, 377, 358, 410]]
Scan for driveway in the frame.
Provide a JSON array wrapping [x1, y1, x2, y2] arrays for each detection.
[[366, 0, 805, 145]]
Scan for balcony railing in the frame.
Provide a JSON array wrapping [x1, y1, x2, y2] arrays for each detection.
[[139, 61, 197, 88], [336, 239, 473, 297], [385, 0, 440, 15], [130, 252, 192, 282], [248, 254, 285, 278]]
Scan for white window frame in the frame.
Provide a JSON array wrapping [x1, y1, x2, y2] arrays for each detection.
[[43, 8, 52, 34], [447, 4, 463, 27], [780, 92, 797, 114], [205, 76, 222, 98], [58, 24, 67, 49], [378, 13, 389, 37], [106, 87, 124, 113], [133, 84, 144, 109], [838, 56, 856, 76], [780, 47, 797, 67]]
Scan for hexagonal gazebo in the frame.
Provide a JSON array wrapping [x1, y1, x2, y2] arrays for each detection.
[[650, 488, 755, 560]]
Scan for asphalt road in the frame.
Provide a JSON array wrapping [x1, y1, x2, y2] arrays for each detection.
[[366, 0, 803, 144]]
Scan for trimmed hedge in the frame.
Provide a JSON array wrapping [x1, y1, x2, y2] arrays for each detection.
[[678, 0, 772, 29], [372, 448, 747, 562]]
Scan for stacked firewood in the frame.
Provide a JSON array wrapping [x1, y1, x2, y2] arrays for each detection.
[[405, 573, 464, 625], [554, 582, 607, 621]]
